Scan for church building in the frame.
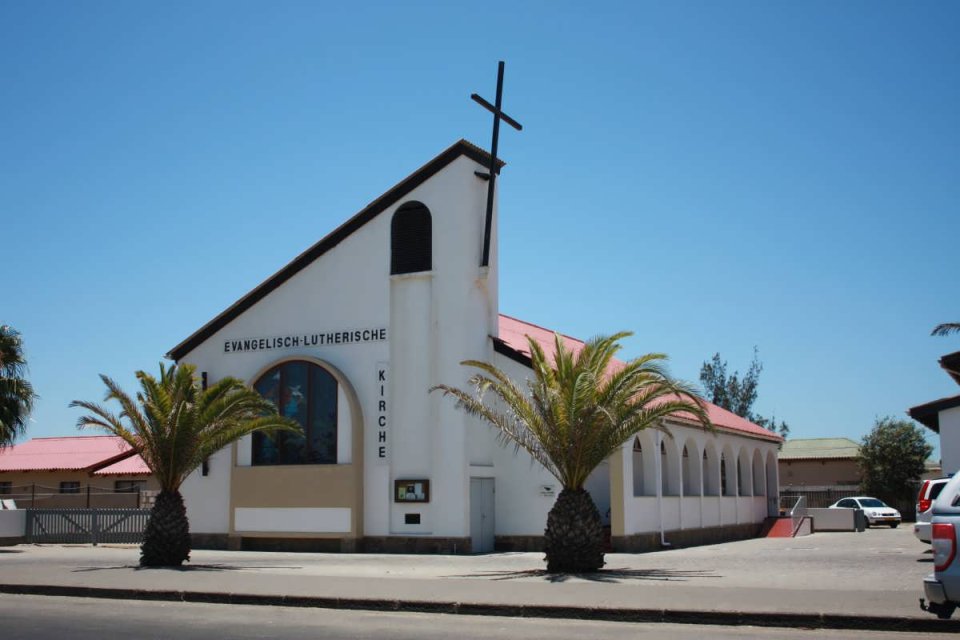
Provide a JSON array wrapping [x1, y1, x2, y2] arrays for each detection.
[[169, 140, 782, 553]]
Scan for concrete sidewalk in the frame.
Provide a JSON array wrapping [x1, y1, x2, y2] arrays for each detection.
[[1, 528, 958, 632]]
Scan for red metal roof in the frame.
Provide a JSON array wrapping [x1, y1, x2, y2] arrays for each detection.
[[496, 314, 782, 442], [0, 436, 136, 473], [92, 454, 151, 476]]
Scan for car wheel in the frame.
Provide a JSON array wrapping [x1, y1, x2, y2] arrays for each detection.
[[890, 523, 898, 528]]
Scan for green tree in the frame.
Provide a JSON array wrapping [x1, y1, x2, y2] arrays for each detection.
[[432, 332, 709, 573], [0, 325, 38, 448], [71, 363, 300, 567], [700, 348, 790, 438], [932, 323, 960, 337], [857, 416, 933, 504]]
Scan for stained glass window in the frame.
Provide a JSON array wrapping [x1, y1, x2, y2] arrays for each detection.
[[253, 361, 339, 465]]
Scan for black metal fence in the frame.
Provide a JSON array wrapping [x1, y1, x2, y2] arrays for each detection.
[[1, 484, 146, 509], [25, 508, 150, 544]]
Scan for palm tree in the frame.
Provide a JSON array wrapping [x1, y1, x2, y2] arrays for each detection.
[[0, 325, 37, 448], [71, 363, 300, 567], [932, 323, 960, 337], [432, 331, 710, 573]]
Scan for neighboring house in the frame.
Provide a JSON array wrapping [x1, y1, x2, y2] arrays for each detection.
[[779, 438, 861, 491], [168, 140, 783, 554], [910, 350, 960, 476], [0, 436, 158, 508], [923, 459, 944, 481]]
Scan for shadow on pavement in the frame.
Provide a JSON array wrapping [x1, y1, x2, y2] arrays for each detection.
[[447, 567, 720, 583], [72, 564, 303, 573]]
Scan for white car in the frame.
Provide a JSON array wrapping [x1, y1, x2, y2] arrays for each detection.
[[829, 496, 901, 528], [916, 478, 952, 543]]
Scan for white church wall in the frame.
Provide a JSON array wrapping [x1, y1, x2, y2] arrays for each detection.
[[429, 157, 499, 538], [681, 497, 701, 529], [700, 497, 721, 528], [583, 461, 611, 526], [389, 272, 434, 535], [660, 497, 681, 530], [176, 185, 391, 536], [180, 446, 232, 534], [721, 495, 737, 524], [941, 405, 960, 475], [484, 351, 558, 536], [388, 155, 495, 538]]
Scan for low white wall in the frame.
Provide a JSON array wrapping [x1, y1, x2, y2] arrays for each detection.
[[681, 497, 701, 529], [624, 495, 770, 533], [0, 509, 26, 542], [701, 496, 721, 528], [808, 507, 855, 531], [721, 497, 737, 524]]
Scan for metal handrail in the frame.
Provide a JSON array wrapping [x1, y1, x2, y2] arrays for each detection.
[[779, 494, 807, 534]]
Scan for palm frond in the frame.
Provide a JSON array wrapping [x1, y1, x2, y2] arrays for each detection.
[[932, 323, 960, 337], [433, 331, 710, 491], [72, 362, 302, 492]]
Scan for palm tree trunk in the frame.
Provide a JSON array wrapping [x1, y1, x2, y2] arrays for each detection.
[[543, 488, 605, 573], [140, 490, 191, 567]]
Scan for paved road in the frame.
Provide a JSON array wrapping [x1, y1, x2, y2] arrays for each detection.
[[3, 526, 953, 632], [0, 595, 952, 640]]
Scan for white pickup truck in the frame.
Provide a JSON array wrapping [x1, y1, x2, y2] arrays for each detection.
[[920, 473, 960, 619]]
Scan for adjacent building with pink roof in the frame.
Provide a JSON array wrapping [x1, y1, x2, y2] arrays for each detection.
[[0, 436, 157, 508]]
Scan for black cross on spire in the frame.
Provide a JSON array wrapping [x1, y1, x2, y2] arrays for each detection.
[[472, 61, 522, 268]]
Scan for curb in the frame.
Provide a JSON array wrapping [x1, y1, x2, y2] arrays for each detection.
[[2, 583, 959, 633]]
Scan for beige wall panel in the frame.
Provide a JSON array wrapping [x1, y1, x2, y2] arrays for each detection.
[[779, 459, 860, 487]]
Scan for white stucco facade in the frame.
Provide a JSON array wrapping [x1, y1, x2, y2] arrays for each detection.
[[171, 140, 782, 552], [939, 406, 960, 475]]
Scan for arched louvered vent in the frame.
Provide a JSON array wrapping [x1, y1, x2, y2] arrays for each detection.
[[390, 201, 432, 274]]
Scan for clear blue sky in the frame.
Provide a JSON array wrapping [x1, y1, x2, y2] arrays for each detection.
[[3, 1, 958, 455]]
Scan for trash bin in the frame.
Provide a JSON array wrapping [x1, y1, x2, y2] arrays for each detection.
[[854, 509, 866, 532]]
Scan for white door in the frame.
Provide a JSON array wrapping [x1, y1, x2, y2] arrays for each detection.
[[470, 478, 495, 553]]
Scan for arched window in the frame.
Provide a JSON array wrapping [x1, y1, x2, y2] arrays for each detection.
[[632, 438, 644, 497], [391, 201, 432, 274], [252, 361, 338, 465], [660, 440, 668, 494], [720, 455, 728, 496]]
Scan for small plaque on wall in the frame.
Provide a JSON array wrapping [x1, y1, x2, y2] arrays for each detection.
[[394, 479, 430, 503]]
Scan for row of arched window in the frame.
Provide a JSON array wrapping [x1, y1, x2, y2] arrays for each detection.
[[631, 434, 777, 498]]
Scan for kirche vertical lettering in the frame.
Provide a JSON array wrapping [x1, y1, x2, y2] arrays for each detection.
[[376, 362, 389, 464]]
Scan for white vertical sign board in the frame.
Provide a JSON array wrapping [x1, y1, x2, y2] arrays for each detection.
[[376, 361, 389, 464]]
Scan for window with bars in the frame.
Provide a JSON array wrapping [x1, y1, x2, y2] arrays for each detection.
[[115, 480, 146, 493], [60, 481, 81, 494]]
